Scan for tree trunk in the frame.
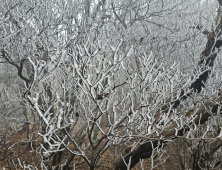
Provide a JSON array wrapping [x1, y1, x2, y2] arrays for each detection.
[[114, 17, 222, 170]]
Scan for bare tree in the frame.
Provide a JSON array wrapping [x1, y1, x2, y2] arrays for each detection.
[[1, 0, 222, 170]]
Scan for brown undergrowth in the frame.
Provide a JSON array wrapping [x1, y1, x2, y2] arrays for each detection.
[[0, 127, 184, 170]]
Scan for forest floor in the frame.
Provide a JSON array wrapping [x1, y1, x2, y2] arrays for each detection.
[[0, 129, 183, 170]]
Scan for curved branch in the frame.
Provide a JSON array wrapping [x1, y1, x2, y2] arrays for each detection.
[[1, 49, 31, 86]]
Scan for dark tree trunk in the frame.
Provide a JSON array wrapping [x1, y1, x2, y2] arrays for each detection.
[[114, 15, 222, 170]]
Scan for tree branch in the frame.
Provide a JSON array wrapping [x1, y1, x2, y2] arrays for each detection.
[[1, 49, 31, 86]]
